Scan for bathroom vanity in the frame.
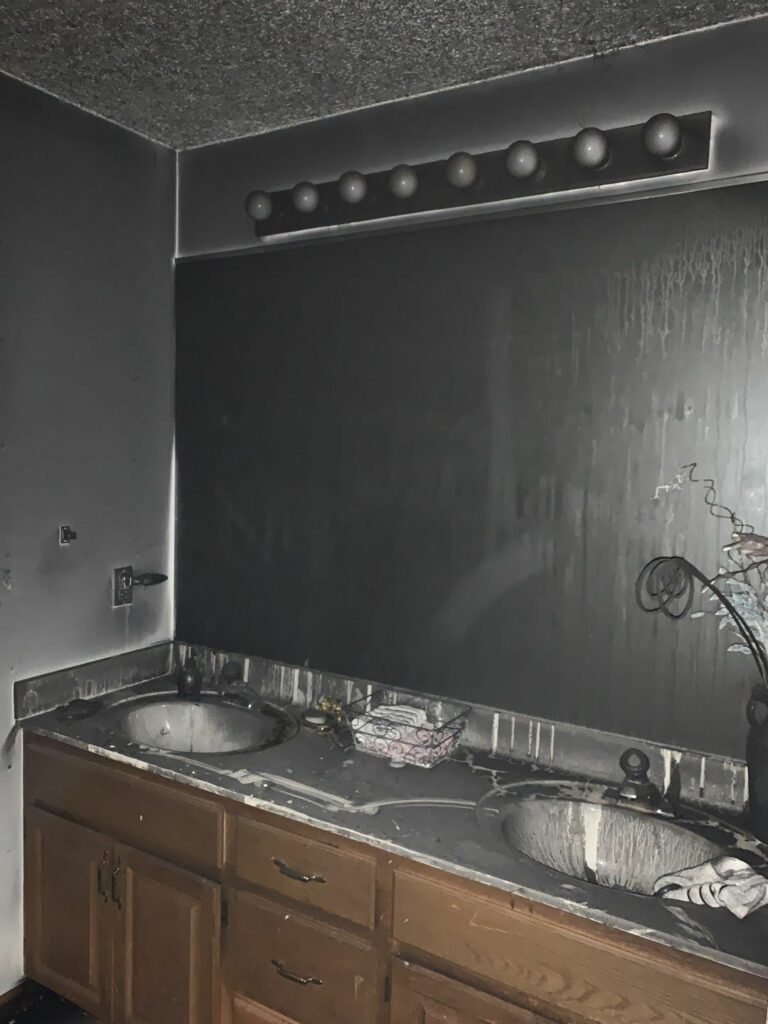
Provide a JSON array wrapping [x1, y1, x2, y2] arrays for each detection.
[[22, 711, 768, 1024]]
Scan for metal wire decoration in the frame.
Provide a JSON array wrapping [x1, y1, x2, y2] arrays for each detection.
[[636, 556, 768, 693]]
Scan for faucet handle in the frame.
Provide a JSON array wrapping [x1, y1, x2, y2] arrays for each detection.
[[619, 747, 651, 784], [617, 747, 662, 805], [607, 747, 675, 816], [220, 660, 244, 686]]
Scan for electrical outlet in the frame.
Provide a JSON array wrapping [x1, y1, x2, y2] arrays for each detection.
[[113, 566, 133, 607]]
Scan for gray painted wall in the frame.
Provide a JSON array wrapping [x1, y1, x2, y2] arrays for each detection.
[[0, 73, 175, 993]]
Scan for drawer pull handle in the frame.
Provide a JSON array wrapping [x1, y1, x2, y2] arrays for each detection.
[[111, 857, 122, 909], [272, 857, 326, 885], [96, 852, 109, 903], [271, 959, 322, 987]]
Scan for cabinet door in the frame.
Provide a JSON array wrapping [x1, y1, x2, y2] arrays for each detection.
[[112, 843, 221, 1024], [390, 961, 552, 1024], [25, 807, 113, 1020]]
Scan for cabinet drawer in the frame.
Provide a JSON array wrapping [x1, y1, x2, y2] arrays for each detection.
[[392, 869, 768, 1024], [232, 814, 376, 928], [391, 960, 553, 1023], [231, 889, 378, 1024], [25, 737, 224, 875]]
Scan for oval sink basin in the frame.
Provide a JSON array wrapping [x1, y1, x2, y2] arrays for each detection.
[[478, 781, 766, 896], [116, 696, 292, 755], [504, 797, 722, 895]]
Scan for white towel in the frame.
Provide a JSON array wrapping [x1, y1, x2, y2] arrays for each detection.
[[654, 856, 768, 919], [367, 704, 431, 727]]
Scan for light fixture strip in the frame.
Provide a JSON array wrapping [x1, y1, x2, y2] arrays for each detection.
[[245, 112, 711, 239]]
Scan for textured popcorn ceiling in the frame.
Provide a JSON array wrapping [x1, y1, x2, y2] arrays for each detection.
[[1, 1, 767, 149]]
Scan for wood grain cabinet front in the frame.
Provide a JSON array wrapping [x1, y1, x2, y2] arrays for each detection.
[[25, 807, 113, 1021], [112, 843, 220, 1024], [25, 737, 224, 876], [390, 960, 555, 1024], [232, 994, 298, 1024], [232, 813, 377, 929], [231, 888, 380, 1024], [392, 868, 768, 1024], [25, 806, 222, 1024]]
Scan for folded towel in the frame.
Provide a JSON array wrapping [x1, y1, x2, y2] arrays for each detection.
[[654, 856, 768, 919], [368, 704, 430, 727]]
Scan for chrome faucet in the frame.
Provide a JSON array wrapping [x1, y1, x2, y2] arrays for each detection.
[[603, 748, 676, 817]]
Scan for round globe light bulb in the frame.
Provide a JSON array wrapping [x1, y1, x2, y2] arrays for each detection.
[[446, 152, 478, 188], [642, 113, 683, 159], [572, 127, 609, 170], [505, 141, 540, 180], [292, 182, 320, 214], [244, 190, 273, 221], [389, 164, 418, 199], [338, 171, 367, 204]]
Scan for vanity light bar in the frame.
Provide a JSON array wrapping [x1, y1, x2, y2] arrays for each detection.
[[244, 112, 712, 239]]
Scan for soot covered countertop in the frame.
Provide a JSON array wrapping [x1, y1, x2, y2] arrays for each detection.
[[21, 676, 768, 980]]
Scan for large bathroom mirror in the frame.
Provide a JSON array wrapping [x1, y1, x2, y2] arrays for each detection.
[[176, 182, 768, 757]]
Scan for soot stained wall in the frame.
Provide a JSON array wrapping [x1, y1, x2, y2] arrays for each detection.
[[0, 71, 175, 991], [176, 182, 768, 758]]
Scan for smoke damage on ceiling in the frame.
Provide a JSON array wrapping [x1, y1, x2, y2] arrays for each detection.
[[1, 1, 768, 149]]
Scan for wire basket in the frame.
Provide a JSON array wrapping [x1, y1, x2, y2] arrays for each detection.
[[344, 689, 469, 768]]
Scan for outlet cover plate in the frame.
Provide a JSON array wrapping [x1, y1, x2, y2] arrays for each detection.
[[113, 566, 133, 606]]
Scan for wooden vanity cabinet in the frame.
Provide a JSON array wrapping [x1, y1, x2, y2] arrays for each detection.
[[23, 735, 768, 1024], [25, 739, 222, 1024]]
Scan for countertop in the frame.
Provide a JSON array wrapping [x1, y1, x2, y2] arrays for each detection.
[[21, 676, 768, 981]]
